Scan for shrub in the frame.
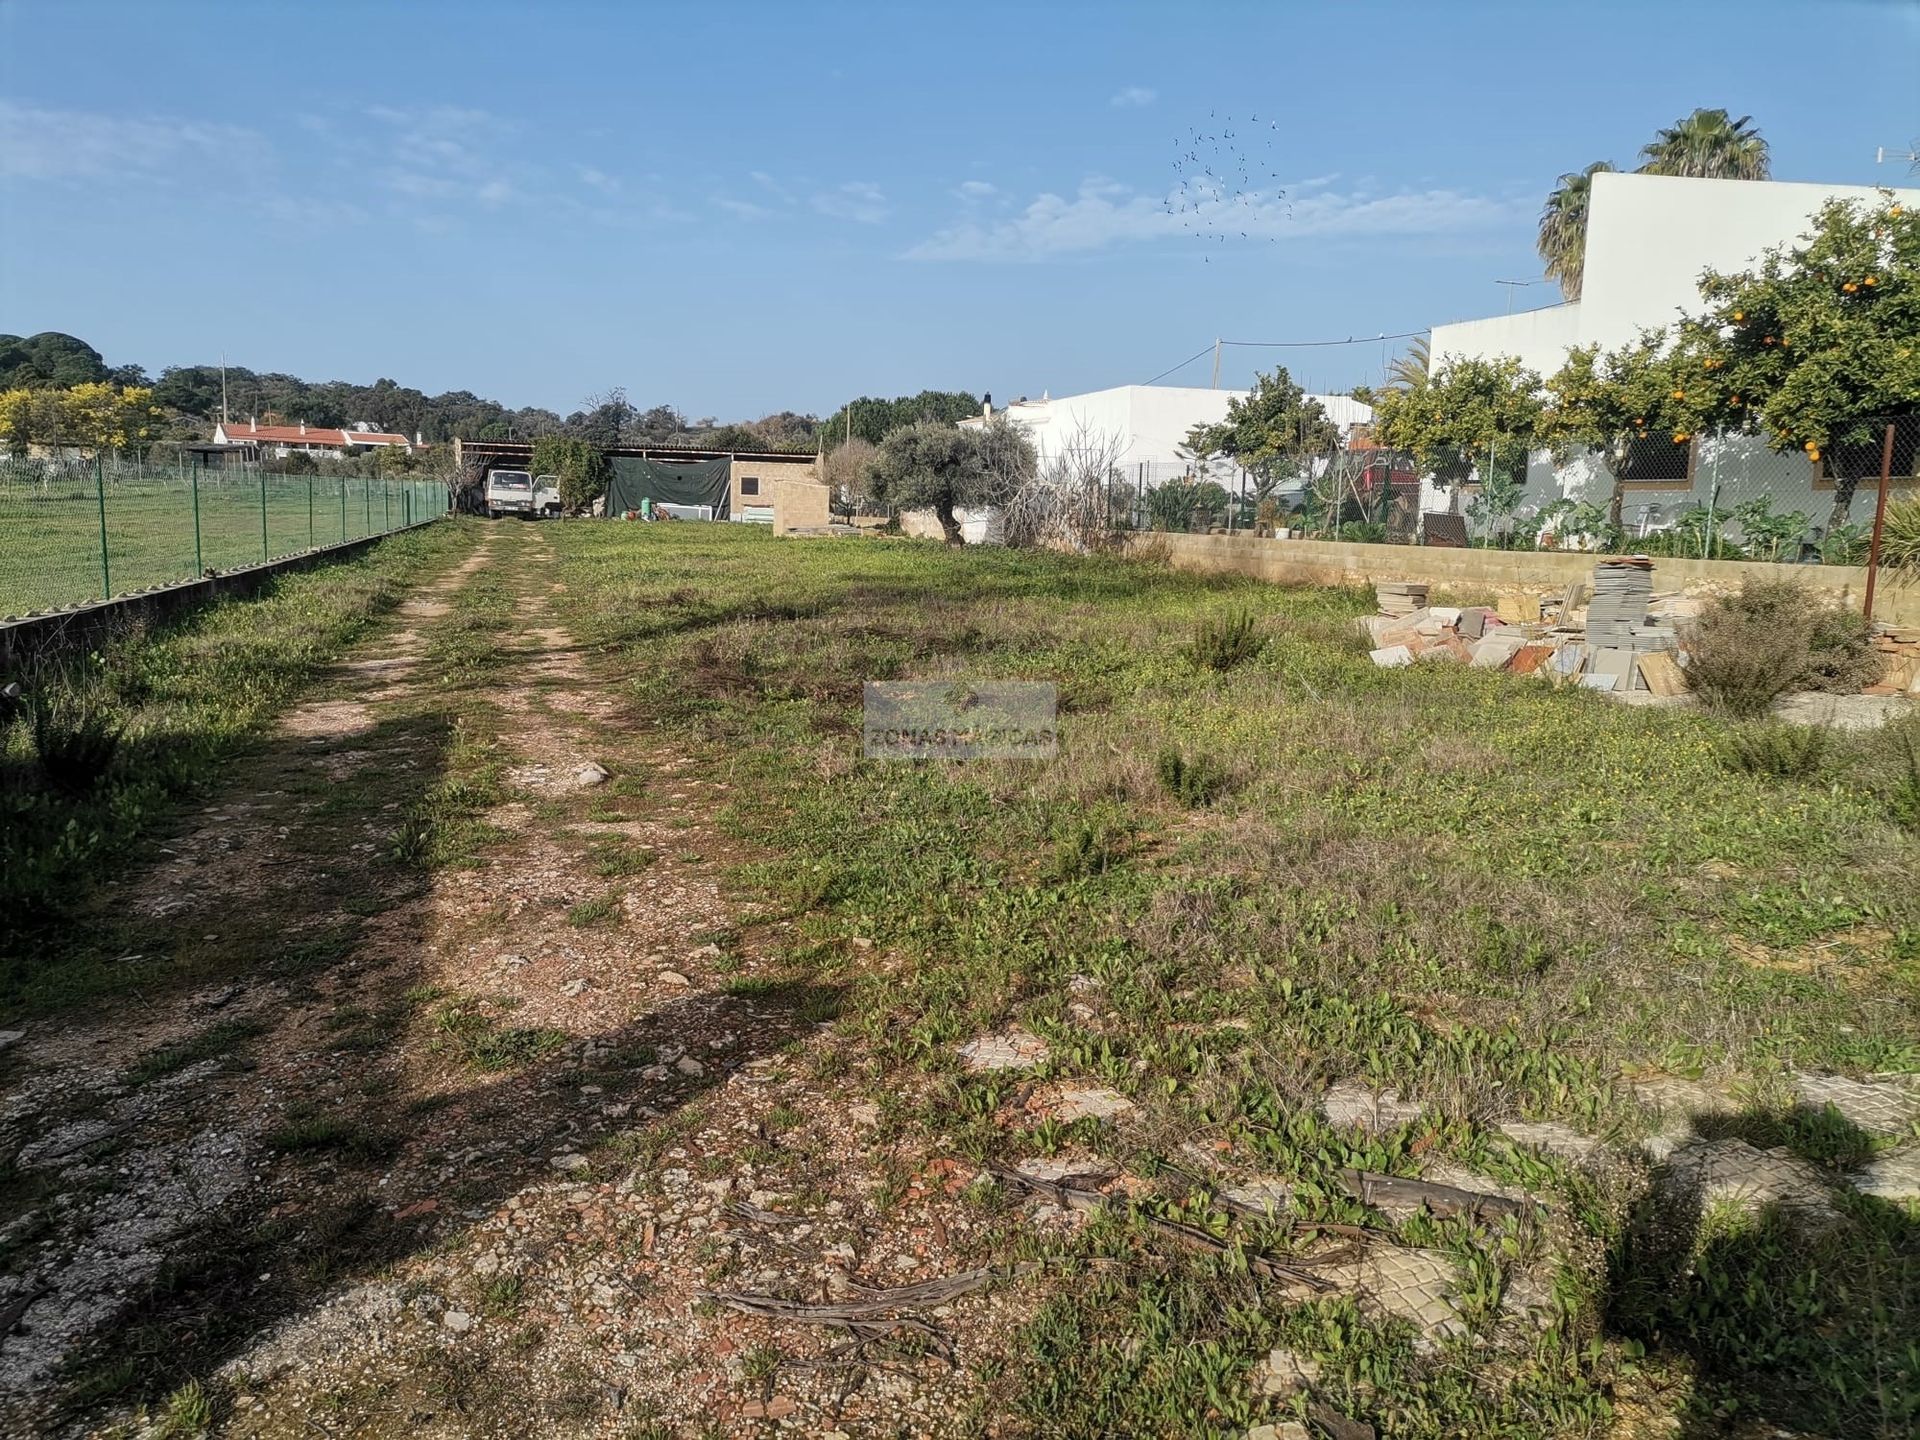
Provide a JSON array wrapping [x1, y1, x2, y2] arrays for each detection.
[[1185, 609, 1266, 672], [1861, 716, 1920, 831], [1684, 579, 1877, 715], [1154, 747, 1234, 806], [1879, 496, 1920, 570], [1717, 722, 1830, 779], [29, 693, 124, 793]]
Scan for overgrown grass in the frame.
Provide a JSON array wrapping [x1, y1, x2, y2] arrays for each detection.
[[0, 520, 473, 957], [543, 524, 1920, 1433]]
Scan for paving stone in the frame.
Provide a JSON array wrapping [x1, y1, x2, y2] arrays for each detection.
[[1244, 1424, 1311, 1440], [1661, 1138, 1835, 1217], [1499, 1120, 1605, 1166], [1222, 1177, 1293, 1216], [1631, 1075, 1736, 1160], [1470, 634, 1527, 668], [1257, 1347, 1322, 1395], [1012, 1155, 1114, 1184], [1051, 1085, 1133, 1121], [1853, 1147, 1920, 1202], [1791, 1072, 1920, 1137], [1500, 1270, 1556, 1330], [1506, 644, 1555, 677], [1370, 644, 1415, 669], [1320, 1246, 1463, 1342], [957, 1029, 1050, 1072], [1321, 1080, 1422, 1133], [1418, 1159, 1530, 1205]]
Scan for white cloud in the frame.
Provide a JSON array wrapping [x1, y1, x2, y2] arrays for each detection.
[[575, 165, 621, 196], [906, 176, 1527, 261], [1109, 86, 1158, 109], [713, 196, 774, 221], [750, 170, 796, 203], [956, 179, 999, 200], [0, 99, 266, 181], [811, 180, 889, 224]]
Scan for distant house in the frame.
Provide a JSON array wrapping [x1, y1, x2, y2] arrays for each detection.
[[209, 417, 421, 460]]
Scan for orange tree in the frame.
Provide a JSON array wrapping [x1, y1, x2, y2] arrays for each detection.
[[1540, 334, 1696, 537], [1371, 355, 1545, 515], [1680, 192, 1920, 530]]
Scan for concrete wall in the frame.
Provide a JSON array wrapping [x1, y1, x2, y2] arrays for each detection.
[[1581, 172, 1918, 357], [1139, 531, 1920, 626], [1428, 302, 1583, 381], [1431, 173, 1920, 380], [771, 479, 830, 535]]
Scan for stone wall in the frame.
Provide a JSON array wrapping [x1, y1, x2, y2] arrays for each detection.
[[1143, 532, 1920, 626]]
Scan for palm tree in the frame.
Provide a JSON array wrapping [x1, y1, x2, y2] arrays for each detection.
[[1638, 108, 1770, 180], [1385, 334, 1429, 392], [1537, 162, 1614, 301]]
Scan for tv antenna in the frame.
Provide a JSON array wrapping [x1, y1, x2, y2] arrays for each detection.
[[1874, 141, 1919, 172]]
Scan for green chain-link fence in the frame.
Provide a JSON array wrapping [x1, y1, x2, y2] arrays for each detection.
[[0, 456, 448, 618]]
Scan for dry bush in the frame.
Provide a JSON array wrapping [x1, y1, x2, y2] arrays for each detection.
[[1684, 578, 1877, 715]]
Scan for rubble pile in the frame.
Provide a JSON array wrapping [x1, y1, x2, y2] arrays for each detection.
[[1868, 625, 1920, 696], [1364, 559, 1689, 695], [1365, 558, 1920, 700]]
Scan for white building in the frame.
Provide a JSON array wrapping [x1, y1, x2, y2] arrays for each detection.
[[960, 383, 1371, 486], [1423, 171, 1920, 536]]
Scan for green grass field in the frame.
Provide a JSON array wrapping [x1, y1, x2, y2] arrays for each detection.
[[0, 467, 442, 616], [541, 524, 1920, 1436]]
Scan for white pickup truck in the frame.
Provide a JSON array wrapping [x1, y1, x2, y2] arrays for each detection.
[[484, 470, 563, 519]]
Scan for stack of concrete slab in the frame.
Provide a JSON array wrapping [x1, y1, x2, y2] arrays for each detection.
[[1375, 582, 1430, 619], [1586, 559, 1654, 647]]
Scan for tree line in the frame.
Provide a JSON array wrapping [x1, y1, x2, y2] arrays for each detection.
[[0, 333, 904, 454]]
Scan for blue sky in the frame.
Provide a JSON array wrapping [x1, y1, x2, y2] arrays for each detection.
[[3, 0, 1917, 420]]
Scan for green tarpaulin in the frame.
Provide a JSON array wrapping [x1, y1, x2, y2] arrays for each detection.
[[603, 456, 731, 520]]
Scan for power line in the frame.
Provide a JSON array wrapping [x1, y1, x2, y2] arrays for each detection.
[[1139, 344, 1219, 386], [1219, 329, 1428, 349], [1138, 329, 1430, 387]]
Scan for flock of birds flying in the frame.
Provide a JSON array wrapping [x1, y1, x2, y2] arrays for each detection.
[[1167, 110, 1292, 262]]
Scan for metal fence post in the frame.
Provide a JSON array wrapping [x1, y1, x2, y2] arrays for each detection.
[[339, 474, 347, 541], [190, 462, 203, 576], [94, 453, 111, 600], [308, 474, 315, 550], [384, 479, 391, 533], [259, 465, 269, 563], [364, 477, 372, 536], [1864, 421, 1897, 622]]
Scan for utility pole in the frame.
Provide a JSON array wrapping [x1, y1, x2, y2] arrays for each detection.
[[220, 352, 229, 426], [1210, 338, 1222, 389]]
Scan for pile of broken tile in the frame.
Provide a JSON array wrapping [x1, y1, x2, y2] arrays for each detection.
[[1867, 623, 1920, 697], [1363, 566, 1692, 696]]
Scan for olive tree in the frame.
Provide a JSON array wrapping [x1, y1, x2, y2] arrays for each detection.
[[868, 417, 1035, 544]]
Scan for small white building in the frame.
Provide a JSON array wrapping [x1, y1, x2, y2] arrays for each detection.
[[960, 383, 1371, 489], [1423, 171, 1920, 536]]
